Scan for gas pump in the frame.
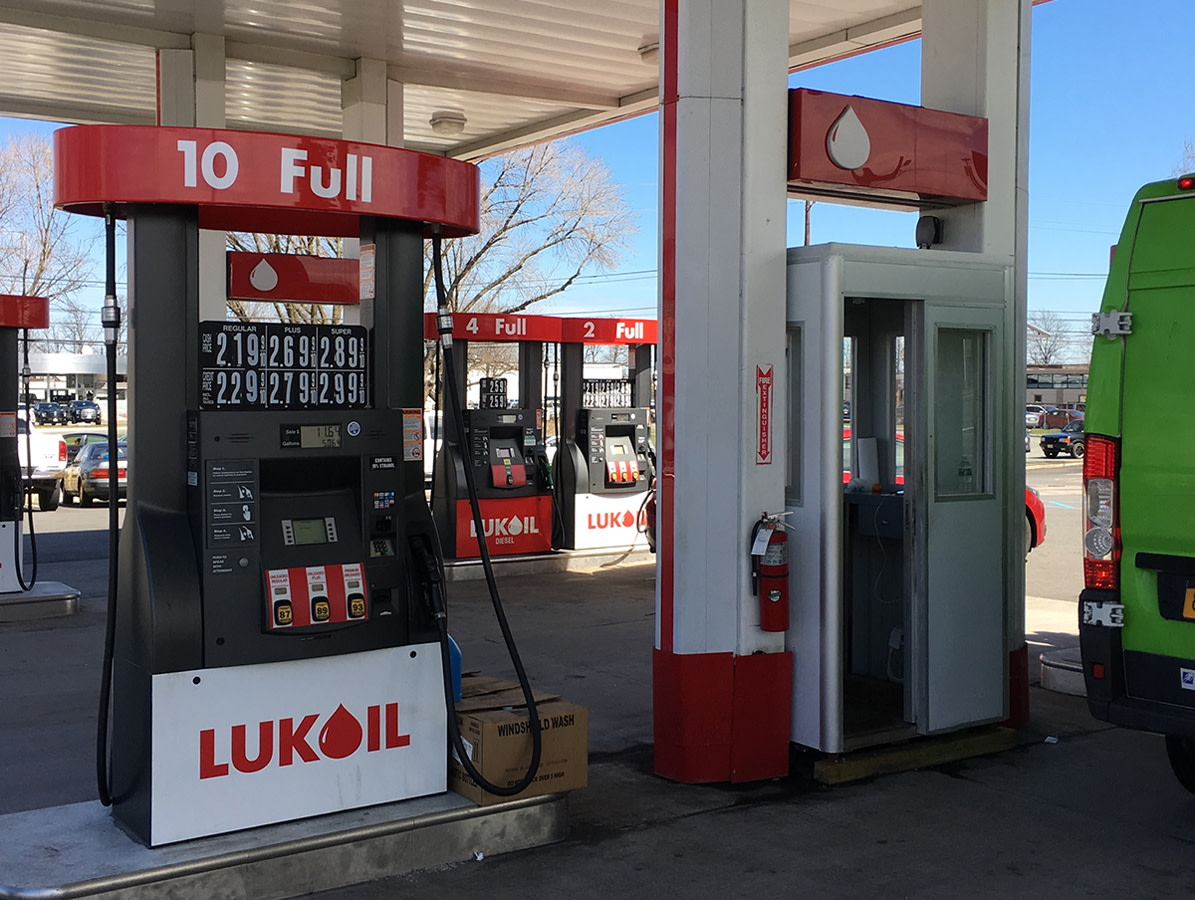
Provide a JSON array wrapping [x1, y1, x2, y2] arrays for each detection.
[[552, 317, 657, 551], [53, 125, 541, 846], [0, 297, 46, 592], [424, 312, 560, 559]]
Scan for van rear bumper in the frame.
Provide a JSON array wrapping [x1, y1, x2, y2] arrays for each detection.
[[1081, 587, 1195, 740]]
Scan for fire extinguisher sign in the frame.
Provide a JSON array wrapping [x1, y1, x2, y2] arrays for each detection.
[[756, 365, 773, 465]]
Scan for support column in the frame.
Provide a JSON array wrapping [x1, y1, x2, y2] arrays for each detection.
[[654, 0, 791, 784], [342, 58, 400, 327], [157, 34, 227, 323], [921, 0, 1032, 726]]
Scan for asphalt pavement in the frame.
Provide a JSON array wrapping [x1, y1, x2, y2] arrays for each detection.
[[4, 495, 1195, 900]]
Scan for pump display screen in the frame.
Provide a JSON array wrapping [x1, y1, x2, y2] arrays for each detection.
[[299, 425, 341, 448], [198, 321, 369, 410], [290, 518, 329, 545]]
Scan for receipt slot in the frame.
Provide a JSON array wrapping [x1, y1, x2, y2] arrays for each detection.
[[553, 317, 656, 551], [54, 125, 480, 845]]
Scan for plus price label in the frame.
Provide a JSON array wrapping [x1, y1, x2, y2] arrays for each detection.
[[199, 321, 370, 410]]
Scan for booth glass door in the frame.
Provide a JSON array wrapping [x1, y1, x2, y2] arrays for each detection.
[[907, 304, 1006, 734]]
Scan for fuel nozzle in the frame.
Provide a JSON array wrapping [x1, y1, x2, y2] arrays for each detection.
[[409, 535, 446, 620]]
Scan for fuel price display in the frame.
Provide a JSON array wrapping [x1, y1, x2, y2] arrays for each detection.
[[199, 321, 369, 410]]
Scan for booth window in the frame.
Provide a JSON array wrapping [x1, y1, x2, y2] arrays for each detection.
[[786, 326, 802, 504], [934, 328, 989, 497]]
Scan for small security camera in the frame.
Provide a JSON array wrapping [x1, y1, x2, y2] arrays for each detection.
[[915, 215, 942, 249]]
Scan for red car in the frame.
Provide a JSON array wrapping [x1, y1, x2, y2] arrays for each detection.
[[645, 434, 1047, 556], [842, 428, 1045, 554]]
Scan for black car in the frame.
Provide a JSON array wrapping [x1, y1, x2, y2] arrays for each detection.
[[33, 401, 66, 425], [1039, 419, 1085, 458], [62, 440, 126, 505], [68, 400, 101, 424]]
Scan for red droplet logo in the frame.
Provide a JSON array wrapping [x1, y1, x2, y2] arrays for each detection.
[[621, 511, 635, 528], [318, 703, 364, 759]]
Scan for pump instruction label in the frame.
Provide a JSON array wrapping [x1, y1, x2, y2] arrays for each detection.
[[198, 321, 369, 410], [207, 460, 258, 548]]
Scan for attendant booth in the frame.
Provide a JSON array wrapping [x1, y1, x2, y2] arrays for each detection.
[[785, 244, 1015, 752], [783, 90, 1021, 754]]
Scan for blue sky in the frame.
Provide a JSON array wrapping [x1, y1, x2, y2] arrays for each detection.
[[550, 0, 1195, 339]]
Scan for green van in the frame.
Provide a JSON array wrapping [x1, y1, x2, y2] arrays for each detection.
[[1081, 174, 1195, 790]]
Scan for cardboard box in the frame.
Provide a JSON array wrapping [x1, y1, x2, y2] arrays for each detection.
[[449, 676, 588, 806]]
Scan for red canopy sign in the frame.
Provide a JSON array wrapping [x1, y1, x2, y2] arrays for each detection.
[[559, 318, 658, 344], [0, 295, 49, 330], [788, 89, 987, 208], [53, 125, 479, 238], [228, 253, 360, 305]]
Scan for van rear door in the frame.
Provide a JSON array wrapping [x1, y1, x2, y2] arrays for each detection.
[[1116, 193, 1195, 698]]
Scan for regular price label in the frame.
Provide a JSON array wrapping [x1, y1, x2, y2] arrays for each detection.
[[199, 321, 369, 410]]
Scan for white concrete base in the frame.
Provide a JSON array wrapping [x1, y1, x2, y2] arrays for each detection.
[[1040, 646, 1086, 697], [0, 580, 80, 622], [445, 547, 654, 582], [0, 791, 566, 900]]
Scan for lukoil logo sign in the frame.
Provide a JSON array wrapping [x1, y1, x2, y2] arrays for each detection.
[[199, 701, 411, 779], [586, 509, 647, 531], [468, 515, 541, 539]]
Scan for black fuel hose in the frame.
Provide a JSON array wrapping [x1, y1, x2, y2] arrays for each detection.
[[96, 204, 120, 807], [13, 327, 38, 591], [430, 227, 542, 796]]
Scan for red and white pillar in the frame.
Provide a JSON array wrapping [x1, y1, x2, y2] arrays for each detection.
[[655, 0, 792, 783]]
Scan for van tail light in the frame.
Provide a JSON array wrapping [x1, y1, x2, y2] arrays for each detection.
[[58, 439, 66, 463], [1083, 435, 1119, 590]]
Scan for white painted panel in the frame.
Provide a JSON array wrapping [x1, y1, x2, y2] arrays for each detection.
[[570, 491, 651, 550], [670, 93, 743, 655], [150, 644, 446, 845]]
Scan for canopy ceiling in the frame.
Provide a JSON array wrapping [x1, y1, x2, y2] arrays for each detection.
[[0, 0, 920, 159]]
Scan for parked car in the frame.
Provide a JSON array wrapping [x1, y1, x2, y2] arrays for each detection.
[[62, 440, 127, 506], [16, 415, 66, 510], [1025, 485, 1046, 555], [1039, 419, 1085, 458], [62, 430, 111, 464], [1041, 408, 1084, 429], [33, 401, 67, 426], [1025, 429, 1031, 453], [67, 399, 102, 424], [1025, 404, 1056, 428], [841, 427, 1045, 553]]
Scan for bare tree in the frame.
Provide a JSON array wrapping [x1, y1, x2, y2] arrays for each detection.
[[225, 232, 347, 324], [425, 141, 635, 314], [1027, 309, 1072, 365], [1177, 139, 1195, 176], [0, 133, 95, 351], [424, 140, 634, 405]]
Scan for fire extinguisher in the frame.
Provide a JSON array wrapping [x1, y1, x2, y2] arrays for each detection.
[[750, 514, 790, 633]]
